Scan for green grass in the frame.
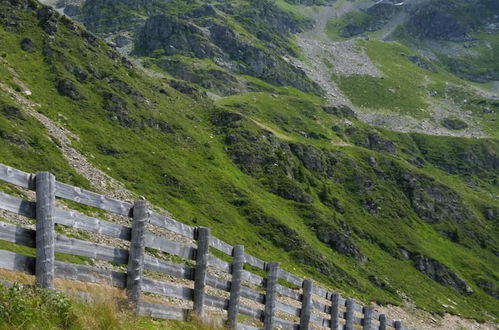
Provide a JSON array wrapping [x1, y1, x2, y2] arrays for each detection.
[[336, 40, 437, 117], [0, 1, 498, 323], [0, 283, 224, 330]]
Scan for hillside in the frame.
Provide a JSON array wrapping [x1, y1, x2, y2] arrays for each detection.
[[0, 0, 498, 327]]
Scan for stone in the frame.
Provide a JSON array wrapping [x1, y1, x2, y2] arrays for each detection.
[[408, 55, 438, 73], [57, 79, 81, 100], [408, 6, 470, 41], [321, 104, 357, 118], [63, 4, 79, 17], [2, 106, 25, 120], [20, 38, 36, 52], [399, 173, 469, 224], [412, 254, 473, 295], [38, 6, 58, 35], [316, 224, 367, 262], [441, 118, 468, 130]]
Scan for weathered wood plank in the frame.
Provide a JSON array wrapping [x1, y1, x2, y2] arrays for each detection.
[[206, 273, 231, 291], [0, 192, 36, 218], [228, 245, 244, 329], [55, 235, 128, 264], [300, 279, 313, 329], [0, 221, 35, 247], [193, 227, 210, 315], [330, 293, 341, 330], [137, 301, 189, 321], [236, 324, 261, 330], [208, 254, 231, 273], [205, 293, 229, 310], [144, 254, 194, 280], [277, 269, 302, 287], [241, 270, 265, 287], [239, 304, 264, 320], [363, 306, 374, 330], [276, 283, 301, 301], [54, 208, 131, 240], [240, 285, 265, 304], [36, 172, 56, 289], [149, 211, 195, 239], [310, 314, 330, 328], [274, 317, 299, 330], [0, 164, 35, 190], [276, 300, 301, 317], [144, 233, 196, 260], [54, 260, 126, 288], [379, 314, 387, 330], [55, 181, 133, 216], [345, 315, 363, 325], [206, 272, 265, 304], [209, 236, 233, 256], [345, 298, 355, 330], [244, 253, 265, 270], [141, 277, 193, 301], [312, 299, 330, 314], [263, 262, 279, 330], [311, 285, 329, 300], [127, 200, 148, 304], [354, 303, 364, 313], [0, 249, 35, 274]]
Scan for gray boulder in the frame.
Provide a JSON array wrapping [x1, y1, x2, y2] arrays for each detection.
[[412, 254, 473, 295]]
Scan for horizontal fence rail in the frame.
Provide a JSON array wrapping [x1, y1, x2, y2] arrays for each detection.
[[0, 163, 406, 329]]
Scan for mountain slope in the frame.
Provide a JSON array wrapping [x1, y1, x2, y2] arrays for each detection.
[[0, 0, 498, 324]]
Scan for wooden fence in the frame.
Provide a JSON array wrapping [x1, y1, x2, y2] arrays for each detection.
[[0, 163, 406, 330]]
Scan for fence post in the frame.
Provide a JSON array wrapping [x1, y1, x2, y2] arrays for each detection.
[[35, 172, 56, 289], [330, 293, 341, 330], [300, 279, 313, 329], [394, 321, 403, 330], [363, 306, 374, 330], [127, 199, 148, 306], [263, 262, 279, 330], [193, 227, 210, 316], [227, 245, 245, 329], [345, 298, 355, 330], [379, 314, 387, 330]]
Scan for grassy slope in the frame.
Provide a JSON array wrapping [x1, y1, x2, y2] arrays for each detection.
[[0, 1, 497, 322], [324, 0, 499, 135], [0, 282, 222, 330]]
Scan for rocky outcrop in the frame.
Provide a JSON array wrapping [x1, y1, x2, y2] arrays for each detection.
[[407, 6, 469, 41], [20, 38, 36, 52], [134, 15, 319, 94], [283, 0, 334, 5], [208, 22, 318, 93], [155, 57, 240, 96], [321, 104, 357, 119], [315, 224, 367, 262], [290, 144, 336, 177], [341, 3, 402, 37], [483, 207, 499, 221], [57, 79, 81, 100], [474, 277, 498, 299], [407, 55, 438, 73], [441, 118, 468, 130], [134, 15, 220, 59], [38, 6, 58, 35], [398, 173, 468, 224], [412, 254, 473, 294], [103, 93, 136, 127], [2, 106, 25, 120]]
